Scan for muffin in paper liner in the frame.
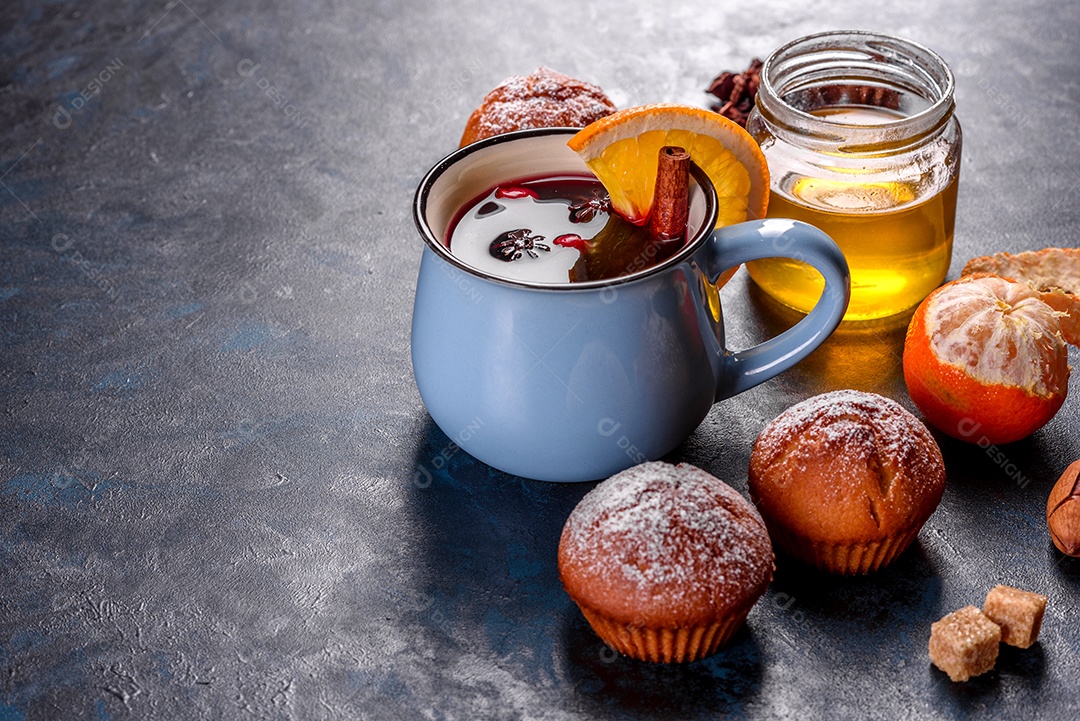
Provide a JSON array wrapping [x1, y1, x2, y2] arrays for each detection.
[[748, 390, 945, 575], [578, 602, 755, 664], [558, 462, 774, 663], [766, 525, 923, 576]]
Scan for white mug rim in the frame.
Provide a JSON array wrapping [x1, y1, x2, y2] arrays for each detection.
[[412, 127, 720, 292]]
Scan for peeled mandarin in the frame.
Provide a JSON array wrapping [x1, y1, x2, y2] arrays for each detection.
[[903, 273, 1070, 444]]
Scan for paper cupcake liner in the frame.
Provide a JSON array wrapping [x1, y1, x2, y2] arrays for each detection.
[[578, 604, 752, 663], [766, 525, 922, 575]]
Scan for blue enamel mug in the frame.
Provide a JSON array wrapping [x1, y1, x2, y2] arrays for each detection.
[[412, 128, 850, 482]]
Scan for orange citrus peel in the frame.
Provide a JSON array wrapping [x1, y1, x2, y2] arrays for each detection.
[[567, 103, 769, 229]]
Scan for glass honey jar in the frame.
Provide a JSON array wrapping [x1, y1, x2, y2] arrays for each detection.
[[745, 31, 962, 320]]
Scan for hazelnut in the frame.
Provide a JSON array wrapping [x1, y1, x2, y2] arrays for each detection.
[[1047, 459, 1080, 557]]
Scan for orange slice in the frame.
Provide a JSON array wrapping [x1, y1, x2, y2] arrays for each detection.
[[567, 103, 770, 229]]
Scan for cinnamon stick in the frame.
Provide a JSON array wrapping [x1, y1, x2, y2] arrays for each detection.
[[648, 146, 690, 247]]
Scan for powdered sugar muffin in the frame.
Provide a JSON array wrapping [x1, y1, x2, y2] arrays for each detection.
[[558, 462, 774, 663], [459, 67, 616, 147], [748, 390, 946, 575]]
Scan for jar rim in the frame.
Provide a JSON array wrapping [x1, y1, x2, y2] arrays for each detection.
[[755, 30, 955, 146]]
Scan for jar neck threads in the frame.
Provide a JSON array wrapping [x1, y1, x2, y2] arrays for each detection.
[[752, 31, 956, 153]]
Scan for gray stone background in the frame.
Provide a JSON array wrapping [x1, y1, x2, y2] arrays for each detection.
[[1, 0, 1078, 719]]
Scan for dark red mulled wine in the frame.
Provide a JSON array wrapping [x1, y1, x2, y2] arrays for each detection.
[[447, 175, 683, 284]]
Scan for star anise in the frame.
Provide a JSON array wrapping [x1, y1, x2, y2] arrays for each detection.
[[706, 58, 763, 127], [567, 191, 611, 223], [489, 228, 551, 262]]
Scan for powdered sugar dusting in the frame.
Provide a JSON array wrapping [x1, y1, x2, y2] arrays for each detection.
[[473, 96, 613, 138], [559, 462, 773, 622], [751, 390, 945, 511], [465, 67, 616, 144]]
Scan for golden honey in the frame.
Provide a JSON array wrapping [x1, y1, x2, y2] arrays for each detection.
[[746, 32, 962, 320], [748, 106, 958, 319]]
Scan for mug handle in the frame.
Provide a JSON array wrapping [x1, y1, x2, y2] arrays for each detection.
[[702, 219, 850, 401]]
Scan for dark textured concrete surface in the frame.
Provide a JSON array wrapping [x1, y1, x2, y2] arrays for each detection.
[[2, 1, 1079, 719]]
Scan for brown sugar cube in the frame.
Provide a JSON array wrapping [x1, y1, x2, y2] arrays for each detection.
[[983, 585, 1048, 648], [929, 606, 1001, 682]]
